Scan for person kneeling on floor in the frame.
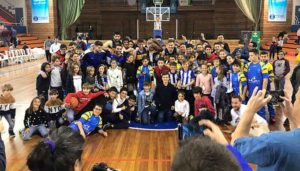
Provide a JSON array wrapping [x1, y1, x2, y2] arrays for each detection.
[[69, 104, 107, 139]]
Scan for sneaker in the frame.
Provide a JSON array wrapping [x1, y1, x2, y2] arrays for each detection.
[[102, 123, 112, 131]]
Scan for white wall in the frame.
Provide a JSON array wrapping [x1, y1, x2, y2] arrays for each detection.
[[292, 0, 300, 24]]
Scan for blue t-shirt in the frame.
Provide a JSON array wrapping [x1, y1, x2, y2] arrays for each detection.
[[69, 111, 102, 135], [244, 62, 268, 96], [226, 144, 252, 171], [232, 72, 247, 96], [234, 128, 300, 171], [211, 67, 218, 80], [81, 51, 107, 69]]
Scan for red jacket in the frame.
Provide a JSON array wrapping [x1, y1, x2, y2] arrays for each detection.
[[56, 50, 66, 64], [154, 65, 170, 83], [206, 53, 218, 64], [65, 91, 104, 112], [194, 96, 215, 117]]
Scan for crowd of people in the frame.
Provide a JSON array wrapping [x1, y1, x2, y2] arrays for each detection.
[[1, 31, 300, 170]]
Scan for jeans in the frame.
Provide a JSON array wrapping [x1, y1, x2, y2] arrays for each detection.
[[274, 78, 285, 90], [1, 114, 14, 134], [48, 118, 64, 129], [22, 124, 48, 140], [158, 109, 173, 123], [141, 106, 156, 124]]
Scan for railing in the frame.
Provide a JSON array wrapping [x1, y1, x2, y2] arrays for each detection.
[[0, 5, 15, 22]]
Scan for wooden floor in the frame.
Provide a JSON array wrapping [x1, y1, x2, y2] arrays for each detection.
[[0, 55, 298, 171]]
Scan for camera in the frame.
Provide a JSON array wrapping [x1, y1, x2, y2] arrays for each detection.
[[266, 90, 285, 105]]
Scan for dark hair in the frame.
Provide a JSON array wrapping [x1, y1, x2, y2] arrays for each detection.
[[143, 82, 151, 87], [142, 56, 149, 61], [217, 66, 225, 81], [120, 87, 128, 93], [157, 57, 164, 62], [113, 32, 121, 35], [186, 44, 194, 48], [109, 87, 118, 93], [172, 137, 241, 171], [26, 97, 43, 116], [41, 62, 50, 72], [94, 40, 103, 46], [27, 126, 85, 171], [205, 45, 212, 50], [232, 60, 241, 67], [178, 91, 185, 97], [250, 41, 257, 47], [260, 51, 268, 55], [94, 103, 103, 109], [137, 39, 144, 43], [169, 62, 177, 67], [231, 95, 242, 101], [60, 44, 67, 49], [128, 95, 136, 101], [249, 49, 259, 55], [192, 87, 203, 95], [51, 55, 60, 63]]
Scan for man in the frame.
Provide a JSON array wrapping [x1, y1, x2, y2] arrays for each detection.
[[81, 40, 107, 75], [291, 61, 300, 103], [204, 45, 218, 64], [229, 88, 300, 171], [230, 95, 269, 136], [44, 36, 53, 62], [217, 34, 230, 53], [55, 44, 67, 65], [155, 73, 177, 123], [103, 32, 122, 49], [232, 40, 249, 61], [244, 49, 269, 118], [49, 37, 61, 55]]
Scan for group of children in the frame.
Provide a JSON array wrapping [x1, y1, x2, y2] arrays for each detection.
[[0, 33, 292, 140]]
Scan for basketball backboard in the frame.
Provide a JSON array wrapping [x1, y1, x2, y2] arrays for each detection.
[[146, 7, 170, 21]]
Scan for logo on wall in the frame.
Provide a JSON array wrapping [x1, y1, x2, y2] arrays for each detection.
[[268, 0, 288, 22]]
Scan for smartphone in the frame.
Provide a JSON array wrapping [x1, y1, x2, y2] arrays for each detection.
[[267, 90, 284, 105]]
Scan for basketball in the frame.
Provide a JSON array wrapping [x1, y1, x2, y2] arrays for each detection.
[[70, 97, 79, 108]]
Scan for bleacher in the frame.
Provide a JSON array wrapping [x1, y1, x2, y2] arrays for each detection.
[[262, 32, 300, 56]]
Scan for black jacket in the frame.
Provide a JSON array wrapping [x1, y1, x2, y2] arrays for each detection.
[[36, 73, 50, 93], [155, 83, 177, 110]]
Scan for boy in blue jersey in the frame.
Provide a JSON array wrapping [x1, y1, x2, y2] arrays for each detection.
[[260, 51, 275, 123], [109, 44, 126, 66], [69, 104, 107, 139], [244, 49, 269, 118], [231, 61, 247, 102], [210, 58, 220, 82]]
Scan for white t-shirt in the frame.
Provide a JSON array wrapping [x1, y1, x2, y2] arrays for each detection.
[[50, 66, 62, 87], [175, 99, 190, 118], [230, 104, 267, 126], [73, 75, 82, 92]]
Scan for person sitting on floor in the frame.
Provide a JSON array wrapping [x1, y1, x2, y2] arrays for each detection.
[[69, 104, 107, 139]]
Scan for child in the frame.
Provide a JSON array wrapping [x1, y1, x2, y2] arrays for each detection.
[[137, 57, 154, 92], [231, 61, 247, 101], [0, 84, 16, 138], [66, 63, 82, 93], [84, 66, 95, 85], [218, 49, 228, 70], [137, 82, 156, 124], [154, 57, 170, 84], [273, 50, 290, 90], [123, 95, 137, 122], [177, 60, 195, 113], [36, 62, 51, 101], [134, 39, 148, 69], [94, 64, 109, 92], [65, 83, 105, 122], [210, 58, 221, 81], [174, 91, 190, 124], [107, 59, 123, 92], [269, 36, 278, 61], [169, 62, 179, 87], [211, 66, 228, 123], [192, 87, 215, 118], [21, 97, 49, 140], [195, 64, 214, 102], [50, 56, 64, 100], [69, 104, 107, 139], [44, 89, 66, 129], [110, 87, 130, 129], [123, 55, 136, 95], [188, 55, 200, 75]]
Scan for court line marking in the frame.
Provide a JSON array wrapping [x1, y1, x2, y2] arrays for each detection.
[[129, 127, 178, 131], [85, 157, 172, 163]]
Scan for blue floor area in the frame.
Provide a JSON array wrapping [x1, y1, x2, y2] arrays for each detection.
[[129, 121, 178, 130]]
